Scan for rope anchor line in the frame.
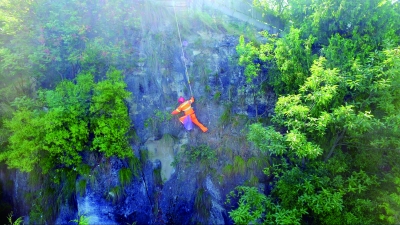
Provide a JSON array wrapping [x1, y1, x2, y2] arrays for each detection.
[[173, 2, 193, 97]]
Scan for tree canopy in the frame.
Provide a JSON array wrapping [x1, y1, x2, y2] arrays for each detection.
[[1, 69, 133, 174], [229, 0, 400, 224]]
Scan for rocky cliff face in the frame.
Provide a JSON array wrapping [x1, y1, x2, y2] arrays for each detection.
[[2, 2, 277, 224]]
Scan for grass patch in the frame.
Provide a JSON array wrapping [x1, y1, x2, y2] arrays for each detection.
[[77, 179, 87, 197], [193, 187, 212, 223], [219, 103, 233, 126], [118, 168, 132, 187], [128, 156, 141, 178], [185, 144, 217, 166], [153, 168, 163, 186], [245, 175, 259, 187], [222, 156, 248, 178], [140, 148, 149, 166], [247, 156, 267, 172], [106, 186, 123, 204], [233, 156, 246, 175], [213, 91, 221, 103], [223, 164, 234, 178], [204, 84, 211, 94], [71, 214, 89, 225], [128, 127, 141, 144], [6, 212, 23, 225]]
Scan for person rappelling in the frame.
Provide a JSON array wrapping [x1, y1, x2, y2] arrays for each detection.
[[171, 96, 208, 132], [170, 4, 208, 133]]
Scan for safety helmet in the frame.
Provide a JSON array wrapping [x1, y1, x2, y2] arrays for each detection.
[[178, 96, 185, 103]]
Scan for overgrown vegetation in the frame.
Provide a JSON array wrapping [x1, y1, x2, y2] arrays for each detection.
[[1, 0, 400, 224], [1, 69, 136, 222], [176, 144, 217, 168], [71, 214, 89, 225], [1, 69, 133, 173], [0, 0, 141, 221], [6, 212, 23, 225], [229, 0, 400, 224], [144, 109, 173, 133]]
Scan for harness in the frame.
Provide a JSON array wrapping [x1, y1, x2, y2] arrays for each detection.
[[176, 101, 193, 114], [183, 106, 192, 112]]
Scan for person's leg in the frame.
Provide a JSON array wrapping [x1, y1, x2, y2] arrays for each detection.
[[190, 113, 208, 132], [179, 115, 186, 124]]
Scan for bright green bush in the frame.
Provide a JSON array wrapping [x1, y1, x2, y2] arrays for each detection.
[[90, 69, 132, 159], [231, 0, 400, 224], [2, 69, 133, 173]]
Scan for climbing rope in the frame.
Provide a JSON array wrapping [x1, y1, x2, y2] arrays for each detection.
[[173, 2, 193, 97]]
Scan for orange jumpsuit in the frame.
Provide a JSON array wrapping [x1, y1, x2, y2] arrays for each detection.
[[171, 97, 208, 132]]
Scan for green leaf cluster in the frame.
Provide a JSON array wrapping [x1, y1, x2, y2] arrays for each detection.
[[227, 186, 267, 224], [1, 69, 133, 174], [90, 69, 132, 158], [230, 0, 400, 224], [183, 144, 217, 166], [236, 35, 275, 83]]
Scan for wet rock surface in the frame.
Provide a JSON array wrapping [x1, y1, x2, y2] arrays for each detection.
[[114, 161, 154, 224], [159, 169, 197, 224], [116, 4, 274, 223], [145, 135, 176, 181]]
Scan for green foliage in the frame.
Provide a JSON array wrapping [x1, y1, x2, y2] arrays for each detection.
[[252, 0, 287, 20], [153, 168, 163, 186], [40, 73, 94, 172], [274, 27, 315, 92], [6, 212, 23, 225], [77, 179, 87, 197], [222, 155, 266, 182], [1, 109, 43, 172], [183, 144, 217, 166], [246, 156, 265, 172], [2, 69, 134, 175], [155, 109, 173, 122], [236, 35, 275, 83], [118, 168, 132, 187], [25, 167, 78, 224], [230, 160, 379, 224], [90, 69, 132, 158], [0, 0, 141, 132], [222, 164, 234, 178], [0, 0, 44, 113], [204, 85, 211, 93], [247, 123, 286, 155], [213, 91, 221, 102], [245, 175, 259, 187], [128, 156, 141, 178], [194, 187, 212, 223], [233, 156, 246, 175], [219, 103, 232, 126], [107, 186, 123, 204], [71, 214, 89, 225], [229, 1, 400, 224], [237, 46, 399, 222], [378, 175, 400, 224], [227, 186, 267, 225]]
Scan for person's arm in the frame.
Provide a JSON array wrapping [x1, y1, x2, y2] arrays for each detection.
[[190, 96, 194, 103], [171, 106, 181, 115]]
